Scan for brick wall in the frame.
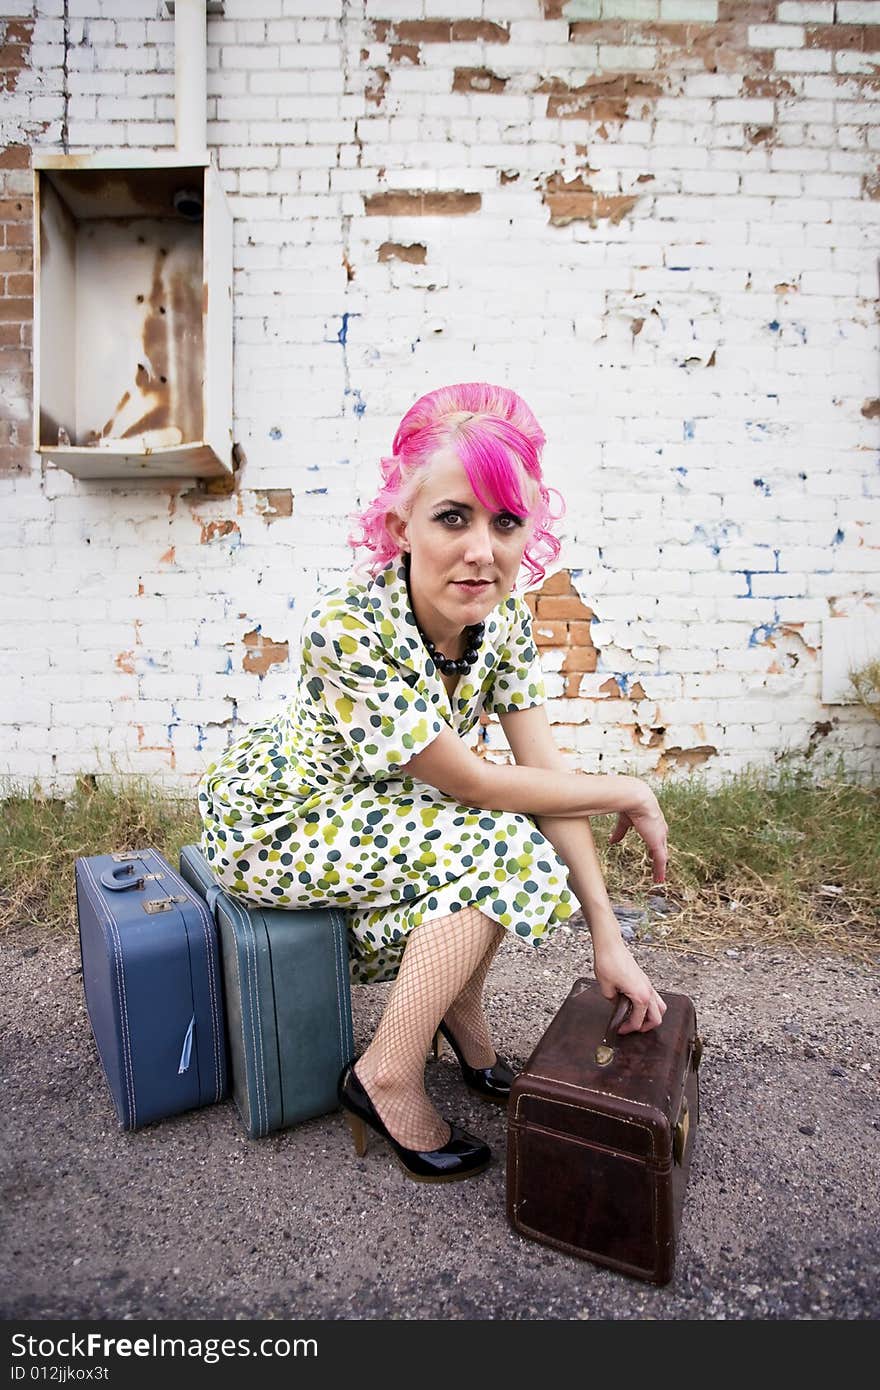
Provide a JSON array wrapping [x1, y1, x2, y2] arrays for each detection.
[[1, 0, 879, 793]]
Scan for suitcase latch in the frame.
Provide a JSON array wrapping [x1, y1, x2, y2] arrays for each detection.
[[673, 1098, 690, 1164], [143, 896, 188, 914]]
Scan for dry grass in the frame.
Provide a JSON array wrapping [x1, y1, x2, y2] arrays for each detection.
[[1, 766, 878, 966]]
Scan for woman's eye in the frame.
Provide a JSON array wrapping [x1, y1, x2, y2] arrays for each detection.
[[496, 513, 524, 530], [436, 510, 464, 526]]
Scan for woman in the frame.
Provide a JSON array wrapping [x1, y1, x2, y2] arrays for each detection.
[[199, 382, 668, 1184]]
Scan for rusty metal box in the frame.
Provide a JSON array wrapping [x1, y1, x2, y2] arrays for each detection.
[[33, 150, 233, 479]]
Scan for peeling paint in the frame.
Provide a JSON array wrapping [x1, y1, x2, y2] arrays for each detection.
[[200, 519, 239, 544], [378, 241, 426, 264], [656, 745, 717, 774], [254, 488, 293, 523], [243, 628, 289, 677]]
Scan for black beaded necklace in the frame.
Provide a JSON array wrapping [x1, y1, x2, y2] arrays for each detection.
[[420, 620, 485, 676], [402, 553, 486, 676]]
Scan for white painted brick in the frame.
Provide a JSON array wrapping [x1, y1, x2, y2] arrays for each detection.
[[777, 2, 833, 18], [750, 24, 805, 47], [836, 2, 880, 18], [775, 48, 832, 71], [715, 99, 775, 124]]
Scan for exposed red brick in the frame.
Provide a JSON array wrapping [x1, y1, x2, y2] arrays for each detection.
[[562, 646, 598, 673], [863, 27, 880, 51], [630, 681, 648, 701], [0, 44, 28, 70], [544, 189, 638, 228], [743, 75, 796, 97], [564, 673, 584, 697], [6, 271, 31, 296], [541, 0, 566, 19], [389, 21, 451, 43], [862, 399, 880, 419], [159, 546, 175, 565], [253, 487, 293, 520], [747, 125, 774, 145], [805, 25, 863, 51], [365, 191, 481, 216], [656, 744, 717, 773], [864, 174, 880, 200], [568, 621, 592, 646], [568, 21, 629, 45], [200, 519, 239, 544], [541, 74, 662, 122], [0, 144, 29, 169], [0, 247, 32, 271], [536, 571, 573, 596], [600, 677, 622, 699], [452, 21, 510, 43], [452, 67, 508, 94], [2, 20, 34, 45], [365, 67, 389, 107], [0, 297, 32, 321], [717, 1, 774, 19], [534, 619, 568, 647], [6, 223, 31, 246], [0, 198, 30, 220], [243, 629, 289, 677], [115, 652, 135, 675], [537, 594, 594, 622], [378, 240, 427, 263], [389, 43, 420, 64], [499, 170, 519, 185]]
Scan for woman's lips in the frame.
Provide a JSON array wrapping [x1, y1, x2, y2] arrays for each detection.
[[454, 580, 492, 590]]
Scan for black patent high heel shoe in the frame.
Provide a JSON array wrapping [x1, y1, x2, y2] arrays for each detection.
[[337, 1061, 492, 1183], [431, 1020, 517, 1106]]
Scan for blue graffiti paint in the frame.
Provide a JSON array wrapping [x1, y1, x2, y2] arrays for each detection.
[[225, 655, 234, 674], [753, 478, 771, 496], [832, 528, 844, 545], [287, 596, 297, 608], [612, 673, 630, 695], [675, 465, 688, 476], [740, 571, 753, 597], [749, 622, 778, 647], [768, 320, 780, 332], [669, 265, 690, 271], [338, 312, 361, 346], [196, 725, 205, 751], [683, 420, 695, 440], [306, 487, 328, 495], [269, 426, 282, 440]]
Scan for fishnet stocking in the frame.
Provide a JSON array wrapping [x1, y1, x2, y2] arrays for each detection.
[[440, 922, 505, 1068], [354, 907, 499, 1150]]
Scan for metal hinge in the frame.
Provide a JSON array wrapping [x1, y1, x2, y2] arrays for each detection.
[[143, 896, 188, 914]]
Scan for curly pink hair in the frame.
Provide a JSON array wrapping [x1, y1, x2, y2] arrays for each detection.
[[348, 382, 565, 589]]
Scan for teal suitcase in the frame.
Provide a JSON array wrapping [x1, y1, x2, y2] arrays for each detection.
[[179, 844, 355, 1138]]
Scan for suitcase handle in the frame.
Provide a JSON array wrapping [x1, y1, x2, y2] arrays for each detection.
[[594, 994, 633, 1066], [100, 863, 145, 892]]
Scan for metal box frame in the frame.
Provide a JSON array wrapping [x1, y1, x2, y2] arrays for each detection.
[[33, 150, 233, 479]]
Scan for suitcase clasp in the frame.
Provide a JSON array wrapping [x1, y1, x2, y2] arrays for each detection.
[[673, 1098, 690, 1164], [143, 895, 188, 914]]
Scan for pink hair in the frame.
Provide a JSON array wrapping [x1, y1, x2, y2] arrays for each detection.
[[347, 382, 565, 589]]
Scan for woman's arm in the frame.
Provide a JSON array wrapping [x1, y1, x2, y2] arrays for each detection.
[[400, 721, 668, 882], [401, 708, 667, 1033], [498, 704, 666, 1033]]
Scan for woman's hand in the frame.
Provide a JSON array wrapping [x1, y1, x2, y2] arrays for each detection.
[[593, 937, 667, 1034], [608, 783, 668, 884]]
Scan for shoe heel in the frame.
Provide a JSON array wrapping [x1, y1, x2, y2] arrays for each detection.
[[343, 1110, 369, 1157]]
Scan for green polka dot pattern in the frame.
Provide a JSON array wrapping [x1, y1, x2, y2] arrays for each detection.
[[198, 560, 575, 984]]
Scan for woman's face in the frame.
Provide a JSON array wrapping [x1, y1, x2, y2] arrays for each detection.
[[388, 448, 536, 649]]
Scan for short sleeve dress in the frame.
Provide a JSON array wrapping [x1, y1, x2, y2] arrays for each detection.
[[198, 559, 576, 985]]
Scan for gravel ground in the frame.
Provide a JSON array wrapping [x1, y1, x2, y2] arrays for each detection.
[[2, 920, 878, 1323]]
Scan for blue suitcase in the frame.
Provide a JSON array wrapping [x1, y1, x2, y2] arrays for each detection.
[[179, 844, 355, 1138], [75, 848, 228, 1130]]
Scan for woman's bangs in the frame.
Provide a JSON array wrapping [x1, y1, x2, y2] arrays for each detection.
[[459, 429, 534, 518]]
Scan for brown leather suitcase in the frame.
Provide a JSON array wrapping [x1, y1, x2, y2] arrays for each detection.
[[506, 978, 702, 1284]]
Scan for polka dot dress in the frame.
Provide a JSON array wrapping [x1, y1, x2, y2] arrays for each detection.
[[198, 560, 576, 985]]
